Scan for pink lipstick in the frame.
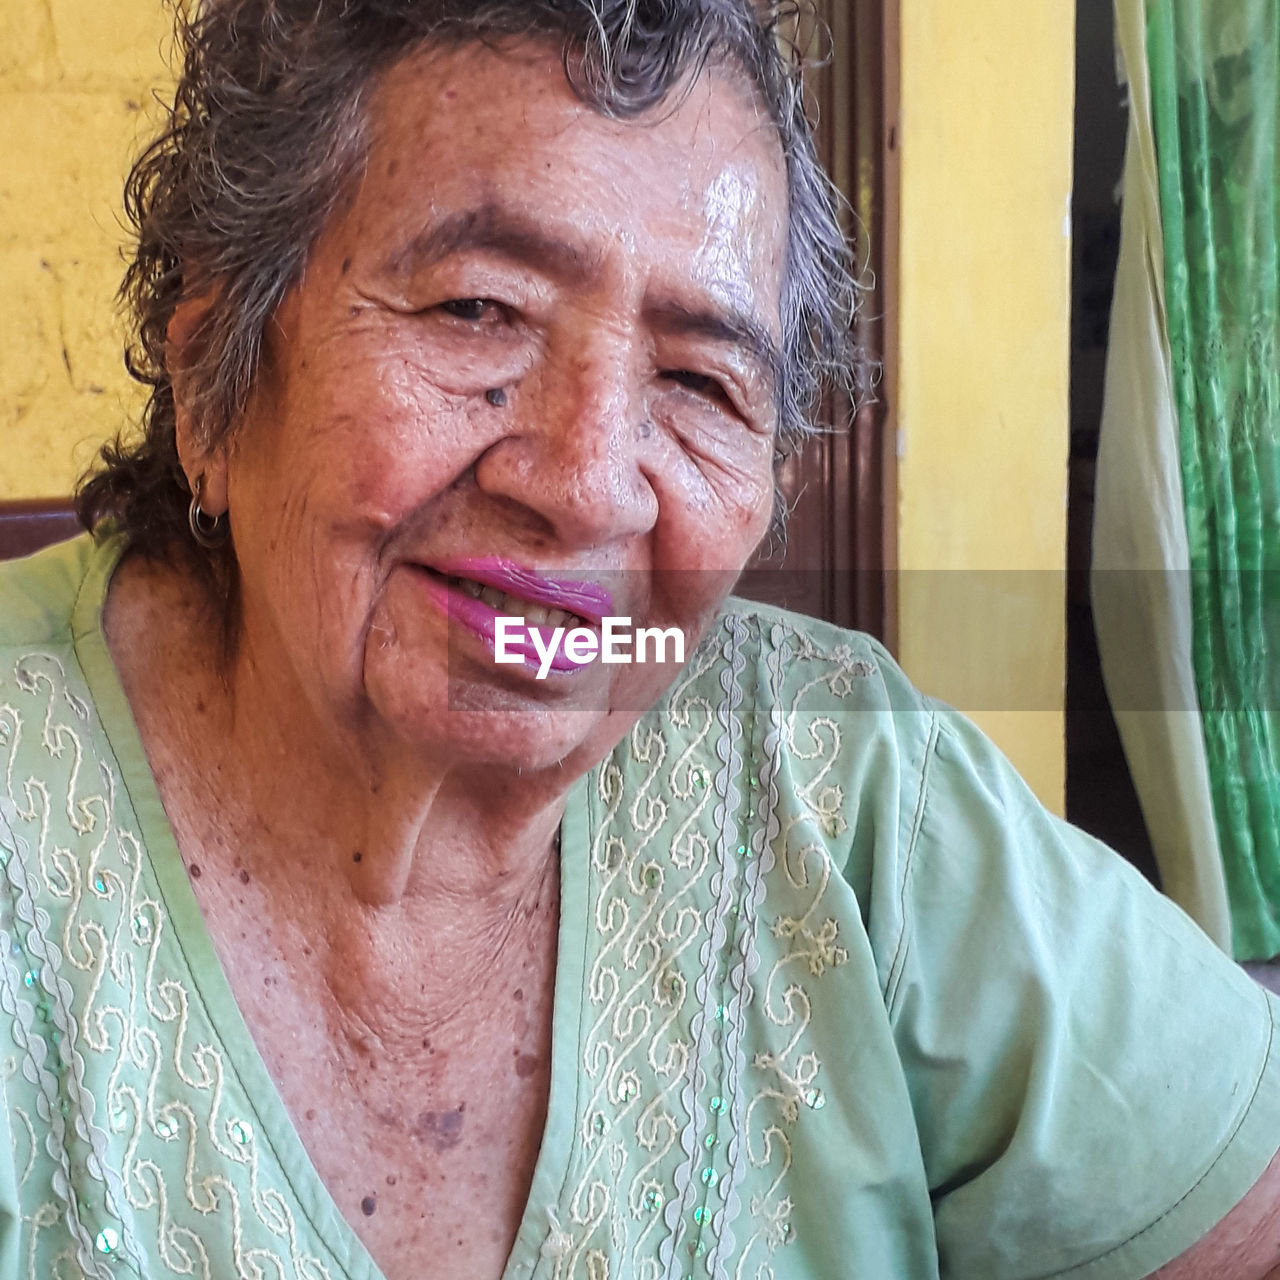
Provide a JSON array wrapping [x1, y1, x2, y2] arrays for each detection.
[[434, 557, 613, 624], [417, 557, 614, 675]]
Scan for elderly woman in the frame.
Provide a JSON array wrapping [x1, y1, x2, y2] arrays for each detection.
[[2, 1, 1279, 1278]]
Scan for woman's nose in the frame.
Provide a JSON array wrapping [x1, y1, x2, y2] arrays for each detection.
[[473, 342, 659, 550]]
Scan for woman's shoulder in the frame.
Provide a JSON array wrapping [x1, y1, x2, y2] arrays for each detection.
[[626, 599, 944, 902], [0, 533, 110, 650], [712, 595, 938, 748], [647, 596, 945, 805]]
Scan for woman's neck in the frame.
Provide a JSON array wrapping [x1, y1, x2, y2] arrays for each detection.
[[103, 550, 563, 1273], [103, 550, 567, 922]]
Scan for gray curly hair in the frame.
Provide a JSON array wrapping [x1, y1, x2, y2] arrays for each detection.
[[77, 0, 862, 582]]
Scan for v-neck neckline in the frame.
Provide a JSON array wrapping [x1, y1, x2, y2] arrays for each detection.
[[69, 534, 591, 1280]]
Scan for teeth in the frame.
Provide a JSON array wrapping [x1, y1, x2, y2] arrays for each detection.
[[447, 574, 588, 628]]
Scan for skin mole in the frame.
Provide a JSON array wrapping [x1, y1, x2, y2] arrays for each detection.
[[411, 1104, 466, 1153], [90, 32, 789, 1280]]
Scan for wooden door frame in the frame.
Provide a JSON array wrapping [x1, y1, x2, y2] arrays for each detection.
[[738, 0, 900, 648]]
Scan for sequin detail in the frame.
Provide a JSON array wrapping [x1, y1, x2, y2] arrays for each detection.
[[0, 594, 877, 1278], [0, 649, 341, 1278]]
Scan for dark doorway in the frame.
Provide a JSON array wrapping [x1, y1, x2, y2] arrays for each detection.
[[1066, 0, 1159, 883]]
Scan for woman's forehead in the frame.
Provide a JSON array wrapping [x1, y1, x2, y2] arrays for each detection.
[[348, 38, 789, 326]]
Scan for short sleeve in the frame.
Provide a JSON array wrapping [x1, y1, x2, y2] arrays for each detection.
[[882, 708, 1280, 1280]]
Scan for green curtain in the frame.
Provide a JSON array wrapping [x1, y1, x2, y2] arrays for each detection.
[[1147, 0, 1280, 958]]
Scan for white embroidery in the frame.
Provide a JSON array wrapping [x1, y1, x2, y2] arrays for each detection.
[[0, 604, 878, 1280], [563, 613, 866, 1279], [0, 652, 337, 1279]]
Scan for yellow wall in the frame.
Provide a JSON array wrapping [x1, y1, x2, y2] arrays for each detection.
[[894, 1, 1075, 810], [2, 0, 1076, 804], [0, 0, 171, 497]]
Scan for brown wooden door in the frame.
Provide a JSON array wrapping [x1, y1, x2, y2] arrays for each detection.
[[737, 0, 897, 645]]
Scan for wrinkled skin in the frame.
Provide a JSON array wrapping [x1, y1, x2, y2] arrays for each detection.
[[186, 39, 789, 785], [103, 39, 795, 1280]]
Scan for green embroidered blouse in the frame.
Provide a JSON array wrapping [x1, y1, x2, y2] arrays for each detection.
[[1, 536, 1277, 1280]]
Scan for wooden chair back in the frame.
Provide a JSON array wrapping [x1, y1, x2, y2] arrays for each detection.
[[0, 499, 81, 561]]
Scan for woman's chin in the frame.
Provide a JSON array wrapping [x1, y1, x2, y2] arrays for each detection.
[[444, 707, 603, 773], [359, 668, 609, 775], [357, 619, 692, 779]]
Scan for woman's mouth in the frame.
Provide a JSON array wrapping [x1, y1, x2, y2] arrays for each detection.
[[414, 559, 614, 676], [444, 574, 588, 630], [434, 556, 614, 625]]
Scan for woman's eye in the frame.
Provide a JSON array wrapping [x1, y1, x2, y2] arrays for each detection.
[[663, 370, 725, 400], [440, 298, 503, 322]]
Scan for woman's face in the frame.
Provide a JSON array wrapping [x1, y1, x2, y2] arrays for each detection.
[[190, 40, 789, 777]]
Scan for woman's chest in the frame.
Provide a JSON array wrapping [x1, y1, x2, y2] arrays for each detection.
[[283, 1048, 553, 1280], [0, 748, 938, 1280], [216, 911, 559, 1280]]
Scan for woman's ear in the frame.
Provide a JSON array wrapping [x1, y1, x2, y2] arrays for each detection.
[[168, 296, 229, 517]]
